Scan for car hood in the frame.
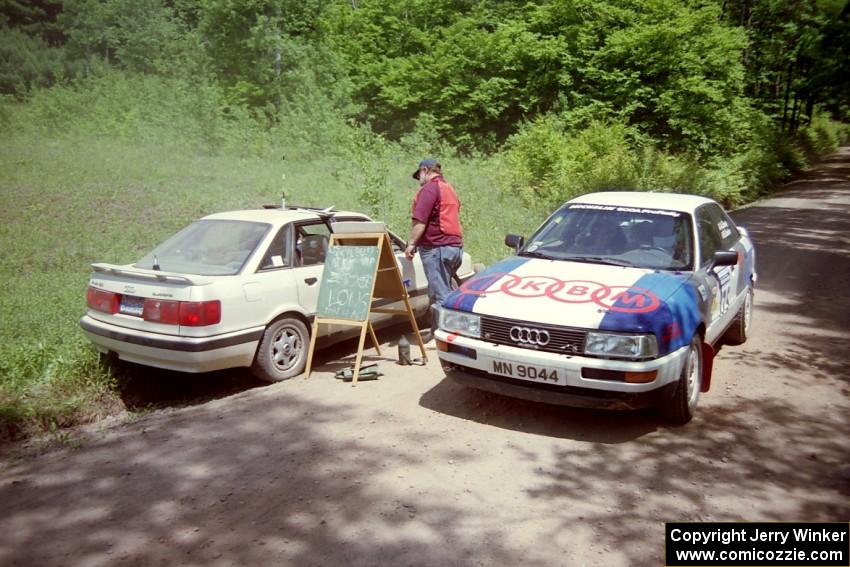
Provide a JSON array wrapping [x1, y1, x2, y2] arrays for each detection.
[[443, 257, 701, 350]]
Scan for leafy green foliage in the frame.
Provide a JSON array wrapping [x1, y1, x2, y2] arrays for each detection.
[[197, 0, 333, 110], [3, 0, 846, 154], [345, 124, 394, 221], [579, 1, 750, 156], [0, 27, 67, 95], [722, 0, 850, 130], [324, 0, 757, 156], [323, 1, 565, 151], [59, 0, 180, 73], [0, 0, 64, 43], [503, 114, 785, 209], [797, 110, 850, 158]]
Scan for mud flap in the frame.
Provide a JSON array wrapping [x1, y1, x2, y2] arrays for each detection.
[[701, 342, 715, 392]]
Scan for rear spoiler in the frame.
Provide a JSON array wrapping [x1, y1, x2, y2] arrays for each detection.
[[90, 263, 213, 286]]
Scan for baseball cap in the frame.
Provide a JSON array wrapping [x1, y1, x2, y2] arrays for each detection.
[[412, 158, 439, 180]]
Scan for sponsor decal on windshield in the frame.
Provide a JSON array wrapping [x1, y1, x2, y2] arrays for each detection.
[[569, 203, 682, 217]]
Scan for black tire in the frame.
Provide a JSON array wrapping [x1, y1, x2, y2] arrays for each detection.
[[251, 317, 309, 382], [723, 286, 753, 345], [659, 334, 703, 425], [415, 308, 433, 334]]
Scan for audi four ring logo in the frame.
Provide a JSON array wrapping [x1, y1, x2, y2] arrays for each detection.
[[509, 326, 551, 346]]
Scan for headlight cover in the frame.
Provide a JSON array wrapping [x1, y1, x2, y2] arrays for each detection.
[[439, 309, 481, 338], [584, 331, 658, 359]]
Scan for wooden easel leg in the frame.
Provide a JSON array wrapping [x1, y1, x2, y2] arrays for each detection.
[[367, 320, 381, 356], [351, 323, 369, 386], [304, 320, 320, 379]]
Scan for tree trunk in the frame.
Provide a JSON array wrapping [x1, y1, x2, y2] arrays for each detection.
[[781, 63, 794, 132], [742, 0, 753, 69], [790, 93, 800, 135]]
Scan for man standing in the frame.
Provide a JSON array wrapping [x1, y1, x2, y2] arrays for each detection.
[[405, 159, 464, 332]]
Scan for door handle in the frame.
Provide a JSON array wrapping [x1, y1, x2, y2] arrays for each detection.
[[304, 277, 318, 285]]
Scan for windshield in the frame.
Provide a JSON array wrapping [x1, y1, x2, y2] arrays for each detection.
[[520, 203, 694, 270], [135, 220, 271, 276]]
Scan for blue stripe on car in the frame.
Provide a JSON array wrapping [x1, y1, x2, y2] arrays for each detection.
[[599, 272, 700, 355], [443, 257, 529, 313]]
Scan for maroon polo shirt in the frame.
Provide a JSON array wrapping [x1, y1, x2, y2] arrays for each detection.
[[412, 175, 463, 247]]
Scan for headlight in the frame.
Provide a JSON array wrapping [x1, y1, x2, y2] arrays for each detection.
[[584, 332, 657, 359], [439, 309, 481, 338]]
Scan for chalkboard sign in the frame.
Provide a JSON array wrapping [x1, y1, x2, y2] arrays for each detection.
[[305, 231, 427, 384], [316, 245, 380, 321]]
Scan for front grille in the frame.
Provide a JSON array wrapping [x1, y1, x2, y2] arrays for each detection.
[[480, 315, 587, 355]]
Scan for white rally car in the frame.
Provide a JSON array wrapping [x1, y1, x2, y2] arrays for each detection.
[[435, 192, 756, 423], [80, 206, 475, 382]]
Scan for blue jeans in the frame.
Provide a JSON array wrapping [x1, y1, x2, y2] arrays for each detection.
[[419, 245, 463, 332]]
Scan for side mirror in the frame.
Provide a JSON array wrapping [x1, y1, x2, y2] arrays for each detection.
[[711, 250, 739, 269], [505, 234, 525, 253]]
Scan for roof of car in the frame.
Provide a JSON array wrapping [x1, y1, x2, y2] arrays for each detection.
[[201, 207, 368, 225], [569, 191, 717, 213]]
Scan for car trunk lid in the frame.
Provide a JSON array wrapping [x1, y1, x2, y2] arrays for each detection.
[[87, 263, 212, 335]]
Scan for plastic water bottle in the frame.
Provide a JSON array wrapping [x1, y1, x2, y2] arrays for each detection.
[[397, 335, 411, 365]]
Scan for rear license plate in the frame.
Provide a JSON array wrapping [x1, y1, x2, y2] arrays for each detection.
[[491, 360, 564, 385], [119, 295, 145, 317]]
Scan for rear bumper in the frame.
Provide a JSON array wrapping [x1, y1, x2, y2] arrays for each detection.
[[80, 315, 262, 373]]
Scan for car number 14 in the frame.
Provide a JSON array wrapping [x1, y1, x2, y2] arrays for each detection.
[[492, 360, 560, 383]]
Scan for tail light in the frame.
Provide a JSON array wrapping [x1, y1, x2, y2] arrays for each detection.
[[87, 287, 119, 314], [143, 299, 221, 326], [142, 299, 180, 325], [178, 300, 221, 326]]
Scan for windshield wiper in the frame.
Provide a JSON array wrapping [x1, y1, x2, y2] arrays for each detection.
[[560, 256, 635, 267], [517, 250, 554, 260]]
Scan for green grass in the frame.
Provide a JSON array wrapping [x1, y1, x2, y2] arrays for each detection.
[[0, 131, 539, 442]]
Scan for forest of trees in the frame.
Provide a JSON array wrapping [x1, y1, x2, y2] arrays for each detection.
[[1, 0, 849, 206]]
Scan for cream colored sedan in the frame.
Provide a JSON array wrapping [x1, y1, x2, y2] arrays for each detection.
[[80, 207, 475, 382]]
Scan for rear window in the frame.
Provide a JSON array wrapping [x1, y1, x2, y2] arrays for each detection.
[[135, 220, 271, 276]]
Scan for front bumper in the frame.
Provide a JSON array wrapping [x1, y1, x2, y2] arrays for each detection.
[[435, 329, 688, 410], [80, 315, 263, 373]]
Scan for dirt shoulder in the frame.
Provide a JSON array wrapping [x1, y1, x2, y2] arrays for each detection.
[[1, 149, 849, 567]]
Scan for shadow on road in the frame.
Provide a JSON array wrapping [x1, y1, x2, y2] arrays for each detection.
[[112, 323, 417, 411], [113, 362, 267, 411], [517, 394, 850, 562], [419, 378, 661, 443], [1, 394, 539, 567]]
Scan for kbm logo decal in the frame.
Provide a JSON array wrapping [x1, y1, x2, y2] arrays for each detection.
[[459, 273, 661, 314]]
